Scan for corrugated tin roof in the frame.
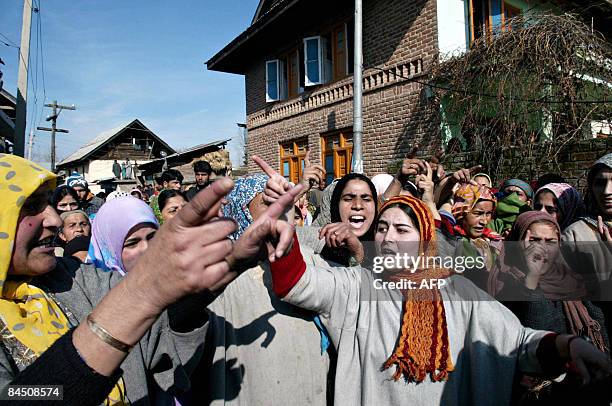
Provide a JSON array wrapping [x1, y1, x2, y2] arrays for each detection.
[[57, 119, 174, 167]]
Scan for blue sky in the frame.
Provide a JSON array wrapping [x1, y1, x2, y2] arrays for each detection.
[[0, 0, 258, 168]]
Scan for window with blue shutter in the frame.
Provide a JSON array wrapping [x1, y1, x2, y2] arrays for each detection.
[[266, 60, 280, 102]]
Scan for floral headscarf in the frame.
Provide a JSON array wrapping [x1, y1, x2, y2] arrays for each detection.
[[87, 196, 159, 275], [451, 184, 497, 221], [534, 182, 584, 230], [223, 174, 268, 240]]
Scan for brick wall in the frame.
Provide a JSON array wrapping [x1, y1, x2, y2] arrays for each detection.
[[385, 138, 611, 192], [244, 0, 440, 176]]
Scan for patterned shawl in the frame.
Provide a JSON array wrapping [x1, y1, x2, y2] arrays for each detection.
[[223, 174, 269, 240], [534, 182, 584, 230]]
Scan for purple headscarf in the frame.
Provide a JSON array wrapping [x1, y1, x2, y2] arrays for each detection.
[[534, 182, 584, 230], [87, 196, 159, 275]]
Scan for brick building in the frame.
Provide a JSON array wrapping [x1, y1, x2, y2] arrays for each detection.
[[207, 0, 610, 182]]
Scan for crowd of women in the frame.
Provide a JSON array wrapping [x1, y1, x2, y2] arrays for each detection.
[[0, 150, 610, 405]]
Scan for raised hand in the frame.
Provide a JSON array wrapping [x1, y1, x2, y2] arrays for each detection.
[[127, 178, 238, 312], [416, 162, 435, 204], [522, 229, 552, 290], [226, 184, 305, 281], [253, 155, 291, 205], [451, 165, 482, 185], [299, 150, 326, 192], [319, 222, 365, 263]]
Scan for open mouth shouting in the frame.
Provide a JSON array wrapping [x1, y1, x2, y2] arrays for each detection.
[[348, 215, 367, 230]]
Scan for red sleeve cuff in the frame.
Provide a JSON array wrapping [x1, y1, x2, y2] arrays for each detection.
[[270, 233, 307, 297]]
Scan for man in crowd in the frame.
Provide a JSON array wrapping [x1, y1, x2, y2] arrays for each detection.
[[66, 173, 105, 217], [185, 160, 213, 201], [160, 169, 184, 190]]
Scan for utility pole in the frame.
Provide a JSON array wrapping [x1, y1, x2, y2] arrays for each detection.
[[37, 101, 76, 172], [26, 130, 34, 160], [14, 0, 35, 157], [352, 0, 364, 174]]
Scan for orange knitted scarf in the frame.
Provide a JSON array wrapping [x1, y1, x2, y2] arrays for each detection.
[[379, 196, 455, 383]]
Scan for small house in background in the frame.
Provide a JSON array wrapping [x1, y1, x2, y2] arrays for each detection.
[[0, 89, 16, 153], [56, 119, 175, 193], [138, 139, 231, 187]]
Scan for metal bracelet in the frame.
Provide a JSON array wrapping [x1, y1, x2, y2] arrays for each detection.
[[86, 314, 134, 353]]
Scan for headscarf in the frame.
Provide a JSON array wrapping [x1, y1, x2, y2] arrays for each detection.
[[487, 192, 531, 235], [504, 211, 606, 352], [129, 188, 143, 200], [534, 183, 584, 230], [0, 155, 68, 354], [379, 196, 454, 383], [0, 155, 127, 403], [87, 196, 159, 275], [106, 190, 130, 202], [371, 173, 394, 197], [312, 180, 338, 227], [500, 178, 533, 200], [223, 174, 268, 240], [451, 183, 497, 222], [472, 172, 492, 187], [330, 173, 378, 241]]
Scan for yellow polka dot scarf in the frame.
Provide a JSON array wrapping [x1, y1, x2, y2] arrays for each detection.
[[0, 154, 127, 405]]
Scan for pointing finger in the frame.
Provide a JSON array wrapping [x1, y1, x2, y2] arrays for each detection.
[[253, 155, 280, 178], [175, 177, 234, 227]]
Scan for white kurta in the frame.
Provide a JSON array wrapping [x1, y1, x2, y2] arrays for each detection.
[[283, 264, 549, 406]]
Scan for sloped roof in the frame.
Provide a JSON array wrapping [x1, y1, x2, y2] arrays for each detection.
[[207, 0, 298, 74], [251, 0, 285, 24], [58, 119, 175, 167], [138, 138, 230, 173]]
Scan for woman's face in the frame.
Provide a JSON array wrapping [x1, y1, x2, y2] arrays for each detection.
[[462, 200, 494, 239], [592, 168, 612, 216], [375, 207, 420, 261], [534, 191, 560, 223], [10, 184, 62, 276], [59, 213, 91, 242], [525, 222, 560, 262], [56, 194, 79, 212], [161, 196, 187, 222], [504, 186, 529, 203], [473, 176, 491, 188], [121, 224, 157, 273], [338, 179, 376, 238]]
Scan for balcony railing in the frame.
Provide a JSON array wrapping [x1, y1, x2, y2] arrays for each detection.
[[248, 58, 424, 129]]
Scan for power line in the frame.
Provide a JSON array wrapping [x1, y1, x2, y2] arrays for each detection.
[[0, 39, 19, 48], [0, 32, 18, 47]]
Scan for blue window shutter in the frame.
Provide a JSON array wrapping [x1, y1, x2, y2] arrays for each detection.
[[266, 60, 280, 102], [304, 37, 321, 86]]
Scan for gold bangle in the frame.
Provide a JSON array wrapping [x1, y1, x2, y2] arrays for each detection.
[[86, 314, 134, 353]]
